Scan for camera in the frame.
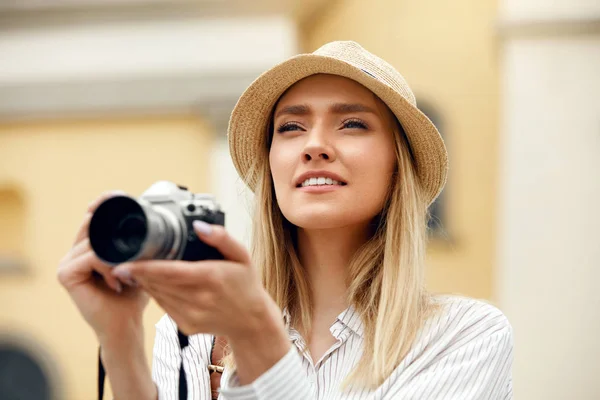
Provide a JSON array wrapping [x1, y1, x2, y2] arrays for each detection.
[[88, 181, 225, 265]]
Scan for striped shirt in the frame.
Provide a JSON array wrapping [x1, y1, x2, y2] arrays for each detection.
[[152, 296, 513, 399]]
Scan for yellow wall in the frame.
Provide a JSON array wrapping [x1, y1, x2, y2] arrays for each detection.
[[0, 115, 214, 399], [301, 0, 500, 300], [0, 2, 501, 395]]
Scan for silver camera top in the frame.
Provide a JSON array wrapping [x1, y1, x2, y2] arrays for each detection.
[[139, 180, 221, 215]]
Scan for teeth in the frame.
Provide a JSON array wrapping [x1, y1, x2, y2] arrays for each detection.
[[301, 177, 344, 187]]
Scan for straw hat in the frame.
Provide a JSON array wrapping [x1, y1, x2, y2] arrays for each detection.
[[227, 40, 448, 205]]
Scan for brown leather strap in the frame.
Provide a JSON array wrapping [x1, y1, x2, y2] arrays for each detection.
[[209, 336, 228, 399]]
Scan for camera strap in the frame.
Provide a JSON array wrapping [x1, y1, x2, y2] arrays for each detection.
[[97, 331, 224, 400], [177, 329, 190, 399], [97, 347, 105, 400]]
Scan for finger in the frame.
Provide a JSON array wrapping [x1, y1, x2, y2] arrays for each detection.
[[70, 238, 92, 260], [113, 259, 237, 289], [192, 222, 250, 264], [150, 292, 209, 335], [142, 280, 205, 306], [145, 287, 185, 316], [58, 251, 95, 286], [59, 237, 90, 265], [142, 283, 189, 307], [58, 250, 122, 293], [112, 260, 205, 286], [91, 256, 124, 293], [72, 190, 126, 246]]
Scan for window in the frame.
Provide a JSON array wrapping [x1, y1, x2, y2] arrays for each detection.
[[0, 186, 27, 274], [417, 103, 448, 238], [0, 344, 51, 400]]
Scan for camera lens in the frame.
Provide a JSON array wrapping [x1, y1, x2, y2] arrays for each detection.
[[113, 214, 147, 255], [89, 196, 181, 265]]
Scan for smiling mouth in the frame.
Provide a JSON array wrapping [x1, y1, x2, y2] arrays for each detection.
[[296, 177, 348, 188]]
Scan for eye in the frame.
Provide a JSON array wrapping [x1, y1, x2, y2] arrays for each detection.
[[342, 118, 368, 130], [276, 122, 304, 133]]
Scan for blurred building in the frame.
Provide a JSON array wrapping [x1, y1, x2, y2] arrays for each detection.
[[0, 0, 598, 399]]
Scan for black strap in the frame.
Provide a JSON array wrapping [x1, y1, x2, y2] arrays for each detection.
[[209, 335, 216, 367], [177, 329, 189, 400], [97, 330, 191, 400], [98, 347, 105, 400]]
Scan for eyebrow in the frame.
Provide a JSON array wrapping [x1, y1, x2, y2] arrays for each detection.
[[274, 102, 377, 119]]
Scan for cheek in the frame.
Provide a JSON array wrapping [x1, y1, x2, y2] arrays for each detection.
[[346, 137, 395, 176], [269, 141, 296, 194], [347, 141, 396, 205]]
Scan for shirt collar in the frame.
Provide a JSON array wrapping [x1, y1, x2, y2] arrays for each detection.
[[282, 305, 364, 339], [336, 305, 364, 338]]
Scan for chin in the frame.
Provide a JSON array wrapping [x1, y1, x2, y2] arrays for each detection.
[[284, 207, 359, 230], [291, 218, 349, 230]]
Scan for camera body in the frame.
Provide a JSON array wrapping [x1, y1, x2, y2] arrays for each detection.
[[89, 181, 225, 265]]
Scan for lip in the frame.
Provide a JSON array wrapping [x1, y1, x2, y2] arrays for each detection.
[[294, 170, 348, 188], [298, 185, 343, 193]]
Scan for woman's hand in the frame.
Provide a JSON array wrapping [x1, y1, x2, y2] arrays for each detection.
[[111, 221, 280, 339], [57, 191, 150, 340], [58, 191, 156, 400], [111, 221, 291, 384]]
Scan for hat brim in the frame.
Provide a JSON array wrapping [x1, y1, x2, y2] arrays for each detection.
[[227, 53, 448, 206]]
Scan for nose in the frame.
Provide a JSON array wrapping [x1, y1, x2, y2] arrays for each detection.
[[302, 127, 336, 163]]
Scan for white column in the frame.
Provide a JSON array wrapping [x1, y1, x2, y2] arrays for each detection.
[[209, 138, 254, 249], [496, 2, 600, 399]]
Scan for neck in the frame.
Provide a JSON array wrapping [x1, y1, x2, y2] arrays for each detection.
[[296, 224, 370, 316]]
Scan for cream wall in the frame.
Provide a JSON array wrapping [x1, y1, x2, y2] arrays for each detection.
[[302, 0, 501, 299], [0, 115, 215, 399]]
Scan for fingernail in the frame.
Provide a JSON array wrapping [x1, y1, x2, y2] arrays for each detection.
[[193, 220, 213, 236], [115, 281, 123, 293], [113, 269, 131, 281], [122, 278, 137, 287], [113, 265, 137, 286]]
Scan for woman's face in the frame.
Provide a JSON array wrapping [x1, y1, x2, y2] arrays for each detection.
[[269, 74, 397, 230]]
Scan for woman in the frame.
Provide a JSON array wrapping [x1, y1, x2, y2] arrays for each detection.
[[58, 41, 513, 399]]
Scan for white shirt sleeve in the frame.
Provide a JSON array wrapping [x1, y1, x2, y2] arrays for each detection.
[[385, 314, 514, 399], [219, 346, 313, 400]]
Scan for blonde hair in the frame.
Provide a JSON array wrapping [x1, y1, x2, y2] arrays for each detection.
[[224, 101, 437, 390]]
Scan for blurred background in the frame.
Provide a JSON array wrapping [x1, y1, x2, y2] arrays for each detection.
[[0, 0, 598, 399]]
